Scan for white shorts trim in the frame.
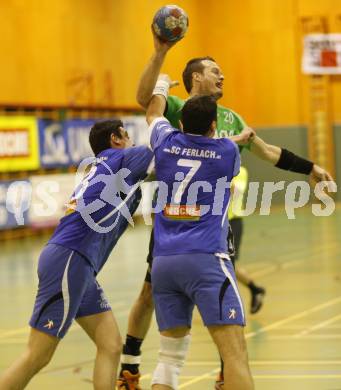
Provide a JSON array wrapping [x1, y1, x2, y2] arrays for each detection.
[[57, 251, 74, 337]]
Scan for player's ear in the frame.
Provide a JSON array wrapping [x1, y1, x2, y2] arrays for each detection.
[[208, 120, 216, 137], [110, 133, 123, 148], [192, 72, 202, 83]]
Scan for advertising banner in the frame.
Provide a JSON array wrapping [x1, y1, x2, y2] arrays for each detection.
[[28, 173, 76, 228], [123, 116, 150, 146], [302, 34, 341, 74], [0, 117, 40, 172], [0, 180, 30, 229], [64, 119, 95, 165], [38, 119, 69, 168]]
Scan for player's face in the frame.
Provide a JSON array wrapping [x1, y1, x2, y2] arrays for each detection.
[[111, 127, 133, 149], [198, 60, 224, 99]]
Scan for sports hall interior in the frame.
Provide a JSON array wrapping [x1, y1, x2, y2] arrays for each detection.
[[0, 1, 340, 389]]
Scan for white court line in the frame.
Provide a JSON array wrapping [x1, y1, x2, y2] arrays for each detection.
[[182, 360, 341, 366], [294, 313, 341, 337], [250, 242, 340, 279], [245, 295, 341, 339], [177, 296, 341, 388], [266, 335, 341, 340], [176, 374, 341, 386], [178, 369, 219, 389], [252, 374, 341, 379]]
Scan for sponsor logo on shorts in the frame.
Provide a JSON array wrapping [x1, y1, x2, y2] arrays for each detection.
[[98, 292, 110, 309], [228, 308, 236, 319], [43, 319, 54, 329]]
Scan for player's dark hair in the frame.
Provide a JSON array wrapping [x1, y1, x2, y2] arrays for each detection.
[[182, 56, 216, 93], [89, 120, 123, 156], [181, 95, 217, 135]]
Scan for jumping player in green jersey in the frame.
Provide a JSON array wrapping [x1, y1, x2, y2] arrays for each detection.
[[117, 31, 333, 390]]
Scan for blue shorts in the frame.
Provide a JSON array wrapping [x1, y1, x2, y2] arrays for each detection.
[[151, 253, 245, 331], [29, 244, 111, 338]]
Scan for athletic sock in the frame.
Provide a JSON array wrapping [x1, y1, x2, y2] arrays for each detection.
[[120, 334, 143, 375], [248, 281, 262, 294]]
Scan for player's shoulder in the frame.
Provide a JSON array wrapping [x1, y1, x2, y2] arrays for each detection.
[[97, 147, 123, 161], [123, 145, 152, 156], [168, 94, 185, 106], [217, 136, 239, 153], [149, 116, 179, 136], [217, 104, 245, 122]]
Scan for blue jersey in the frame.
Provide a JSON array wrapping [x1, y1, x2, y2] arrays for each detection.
[[150, 118, 240, 257], [49, 146, 153, 273]]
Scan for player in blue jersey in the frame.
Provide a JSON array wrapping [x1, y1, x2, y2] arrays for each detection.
[[118, 31, 334, 390], [145, 92, 254, 390], [0, 120, 153, 390]]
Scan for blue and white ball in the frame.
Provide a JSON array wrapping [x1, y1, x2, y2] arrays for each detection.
[[152, 5, 189, 42]]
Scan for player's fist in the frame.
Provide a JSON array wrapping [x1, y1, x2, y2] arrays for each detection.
[[234, 127, 256, 145], [310, 164, 334, 183], [152, 27, 178, 54]]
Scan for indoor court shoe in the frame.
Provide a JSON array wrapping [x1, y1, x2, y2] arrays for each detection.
[[214, 372, 224, 389], [250, 287, 266, 314], [117, 369, 142, 390]]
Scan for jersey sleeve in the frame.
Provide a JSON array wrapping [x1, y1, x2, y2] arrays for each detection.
[[233, 110, 251, 152], [165, 95, 184, 128], [232, 142, 241, 177], [149, 117, 175, 150], [122, 146, 154, 182]]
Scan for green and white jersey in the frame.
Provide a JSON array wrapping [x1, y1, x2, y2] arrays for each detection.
[[165, 95, 250, 152]]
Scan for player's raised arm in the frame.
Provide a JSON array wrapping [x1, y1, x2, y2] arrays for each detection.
[[136, 31, 179, 109], [250, 135, 334, 183], [146, 74, 173, 125]]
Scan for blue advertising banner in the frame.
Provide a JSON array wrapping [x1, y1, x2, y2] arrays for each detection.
[[64, 119, 95, 165], [39, 119, 95, 168], [39, 117, 150, 169], [123, 116, 149, 146], [0, 180, 30, 229], [38, 119, 69, 168]]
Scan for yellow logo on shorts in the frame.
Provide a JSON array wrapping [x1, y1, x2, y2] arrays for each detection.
[[43, 319, 54, 329]]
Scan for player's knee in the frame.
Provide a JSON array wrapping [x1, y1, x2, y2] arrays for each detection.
[[25, 346, 54, 371], [138, 282, 154, 309], [152, 334, 190, 389], [97, 334, 122, 358], [221, 333, 248, 365]]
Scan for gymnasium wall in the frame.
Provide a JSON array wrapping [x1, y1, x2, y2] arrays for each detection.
[[0, 0, 340, 202], [1, 0, 340, 125]]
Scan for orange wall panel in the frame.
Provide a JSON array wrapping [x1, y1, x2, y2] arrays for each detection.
[[0, 0, 340, 127]]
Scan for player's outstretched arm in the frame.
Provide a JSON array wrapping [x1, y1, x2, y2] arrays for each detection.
[[250, 136, 334, 182], [146, 94, 167, 125], [231, 127, 256, 145], [136, 31, 178, 109], [146, 74, 174, 125]]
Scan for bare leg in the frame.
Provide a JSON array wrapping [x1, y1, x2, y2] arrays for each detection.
[[77, 310, 122, 390], [0, 328, 59, 389], [127, 280, 154, 338], [208, 325, 254, 390], [235, 266, 252, 286]]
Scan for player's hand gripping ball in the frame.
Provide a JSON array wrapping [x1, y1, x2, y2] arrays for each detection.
[[152, 5, 189, 42]]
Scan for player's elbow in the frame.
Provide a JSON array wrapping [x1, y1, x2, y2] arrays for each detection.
[[146, 112, 157, 126], [136, 92, 149, 110]]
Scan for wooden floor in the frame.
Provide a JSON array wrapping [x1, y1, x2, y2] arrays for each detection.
[[0, 206, 340, 389]]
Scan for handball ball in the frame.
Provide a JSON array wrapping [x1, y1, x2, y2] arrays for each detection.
[[152, 5, 189, 42]]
